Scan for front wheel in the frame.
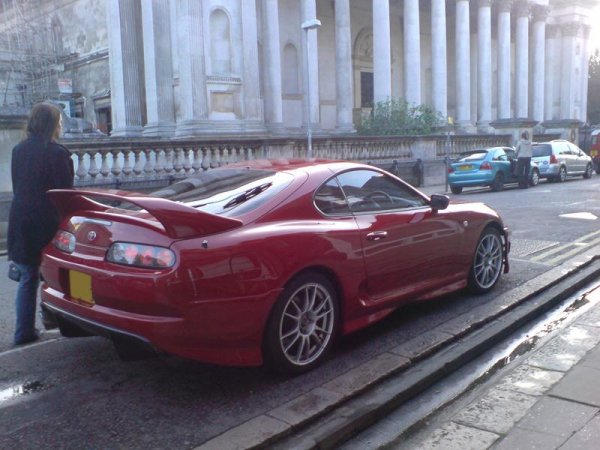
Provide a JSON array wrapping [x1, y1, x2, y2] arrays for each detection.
[[450, 186, 463, 194], [468, 227, 504, 294], [264, 272, 338, 374], [583, 163, 593, 179]]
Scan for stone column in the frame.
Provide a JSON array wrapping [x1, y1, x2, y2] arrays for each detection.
[[544, 24, 559, 121], [455, 0, 471, 126], [477, 0, 492, 129], [141, 0, 175, 136], [514, 1, 530, 118], [262, 0, 284, 132], [560, 22, 582, 119], [241, 0, 263, 127], [334, 0, 355, 133], [497, 0, 511, 119], [175, 0, 209, 137], [580, 25, 591, 123], [531, 5, 548, 123], [431, 0, 447, 118], [302, 0, 321, 129], [106, 0, 145, 137], [373, 0, 392, 104], [404, 0, 421, 105]]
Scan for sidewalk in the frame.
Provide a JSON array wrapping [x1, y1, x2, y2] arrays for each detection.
[[393, 283, 600, 450]]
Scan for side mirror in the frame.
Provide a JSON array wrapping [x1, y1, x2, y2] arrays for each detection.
[[430, 194, 449, 211]]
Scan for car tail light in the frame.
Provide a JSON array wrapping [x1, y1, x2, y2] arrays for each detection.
[[550, 154, 558, 164], [53, 230, 76, 253], [480, 162, 492, 170], [448, 166, 454, 173], [106, 242, 176, 269]]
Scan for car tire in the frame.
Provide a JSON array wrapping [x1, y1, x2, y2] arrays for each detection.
[[264, 272, 338, 374], [490, 173, 504, 192], [468, 227, 504, 294], [450, 186, 463, 194], [557, 166, 567, 182], [529, 169, 540, 186], [583, 163, 593, 179]]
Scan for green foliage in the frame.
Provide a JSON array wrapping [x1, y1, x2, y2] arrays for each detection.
[[358, 98, 444, 136], [588, 50, 600, 125]]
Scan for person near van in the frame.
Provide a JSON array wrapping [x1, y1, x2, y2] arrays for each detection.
[[516, 131, 532, 189], [7, 102, 74, 345]]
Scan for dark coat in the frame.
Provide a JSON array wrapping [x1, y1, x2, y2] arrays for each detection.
[[7, 136, 74, 265]]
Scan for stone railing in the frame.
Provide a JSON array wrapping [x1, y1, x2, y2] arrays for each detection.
[[62, 134, 512, 190]]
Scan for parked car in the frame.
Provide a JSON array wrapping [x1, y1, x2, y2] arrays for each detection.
[[40, 160, 510, 374], [584, 129, 600, 174], [531, 140, 594, 182], [448, 146, 540, 194]]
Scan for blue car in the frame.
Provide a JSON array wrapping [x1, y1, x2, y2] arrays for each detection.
[[448, 147, 540, 194]]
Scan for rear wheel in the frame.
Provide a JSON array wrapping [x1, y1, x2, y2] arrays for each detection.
[[490, 173, 504, 192], [450, 186, 463, 194], [556, 166, 567, 182], [264, 272, 338, 374], [583, 163, 593, 179], [529, 169, 540, 186], [468, 227, 504, 294]]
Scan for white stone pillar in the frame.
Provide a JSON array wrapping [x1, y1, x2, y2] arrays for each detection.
[[497, 0, 511, 119], [477, 0, 492, 129], [431, 0, 447, 118], [262, 0, 284, 131], [515, 1, 530, 118], [107, 0, 145, 137], [531, 5, 548, 123], [373, 0, 392, 104], [334, 0, 354, 132], [302, 0, 321, 129], [544, 24, 559, 121], [455, 0, 471, 126], [241, 0, 263, 126], [560, 22, 582, 119], [580, 25, 591, 123], [141, 0, 175, 136], [175, 0, 209, 137], [404, 0, 421, 105]]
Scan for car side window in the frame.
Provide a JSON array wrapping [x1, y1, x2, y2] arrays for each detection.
[[314, 178, 351, 215], [336, 169, 427, 213], [504, 149, 516, 160], [494, 150, 508, 161]]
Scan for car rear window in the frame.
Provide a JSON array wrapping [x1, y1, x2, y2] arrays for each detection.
[[532, 144, 552, 157], [152, 168, 294, 216], [457, 150, 488, 162]]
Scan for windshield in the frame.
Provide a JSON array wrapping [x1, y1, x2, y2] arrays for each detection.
[[152, 168, 294, 216], [532, 144, 552, 157]]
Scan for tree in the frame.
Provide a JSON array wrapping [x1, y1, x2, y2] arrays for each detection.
[[358, 98, 443, 136]]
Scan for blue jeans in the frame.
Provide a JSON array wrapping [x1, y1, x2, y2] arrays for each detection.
[[14, 263, 40, 344]]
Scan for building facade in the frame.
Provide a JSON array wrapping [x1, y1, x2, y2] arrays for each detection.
[[0, 0, 598, 138]]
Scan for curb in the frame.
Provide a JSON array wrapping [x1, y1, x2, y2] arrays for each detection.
[[196, 250, 600, 450]]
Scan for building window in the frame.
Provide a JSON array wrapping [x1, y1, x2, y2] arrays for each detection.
[[282, 44, 299, 95], [210, 9, 232, 75], [361, 72, 373, 107]]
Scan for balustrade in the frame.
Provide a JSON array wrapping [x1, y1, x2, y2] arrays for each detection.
[[64, 134, 511, 189]]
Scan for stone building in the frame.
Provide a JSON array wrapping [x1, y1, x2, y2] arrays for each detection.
[[0, 0, 598, 139]]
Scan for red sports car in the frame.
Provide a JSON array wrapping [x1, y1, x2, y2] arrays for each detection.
[[40, 159, 510, 373]]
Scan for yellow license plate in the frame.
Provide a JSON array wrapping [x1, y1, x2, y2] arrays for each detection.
[[69, 270, 94, 305], [458, 165, 473, 171]]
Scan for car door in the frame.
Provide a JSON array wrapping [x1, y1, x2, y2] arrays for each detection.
[[569, 144, 586, 174], [492, 148, 513, 181], [336, 169, 461, 305]]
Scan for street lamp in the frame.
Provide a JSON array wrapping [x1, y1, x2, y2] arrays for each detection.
[[302, 18, 321, 159]]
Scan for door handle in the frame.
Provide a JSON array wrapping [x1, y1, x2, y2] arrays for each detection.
[[366, 231, 388, 241]]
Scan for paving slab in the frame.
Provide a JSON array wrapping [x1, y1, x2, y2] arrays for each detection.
[[492, 427, 566, 450], [559, 415, 600, 450], [515, 396, 598, 438], [453, 387, 538, 434], [410, 421, 499, 450], [549, 365, 600, 407], [493, 364, 564, 396]]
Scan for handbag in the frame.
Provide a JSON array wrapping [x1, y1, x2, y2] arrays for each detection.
[[8, 262, 21, 282]]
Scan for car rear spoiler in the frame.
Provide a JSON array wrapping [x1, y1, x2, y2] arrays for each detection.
[[47, 189, 243, 239]]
